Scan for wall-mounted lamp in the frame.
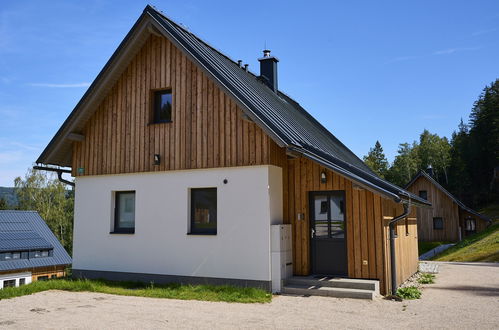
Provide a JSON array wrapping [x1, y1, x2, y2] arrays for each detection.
[[320, 170, 327, 184], [153, 154, 161, 166]]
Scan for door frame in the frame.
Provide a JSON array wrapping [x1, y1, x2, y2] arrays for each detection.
[[309, 190, 348, 276]]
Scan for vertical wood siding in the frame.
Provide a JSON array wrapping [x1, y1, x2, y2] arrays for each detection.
[[381, 200, 419, 294], [406, 176, 460, 242], [283, 157, 396, 293], [70, 32, 420, 295], [72, 35, 281, 176]]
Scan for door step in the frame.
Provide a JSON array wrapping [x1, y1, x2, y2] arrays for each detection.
[[282, 277, 379, 300]]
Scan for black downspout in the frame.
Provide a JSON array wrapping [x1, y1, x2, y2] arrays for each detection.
[[388, 201, 410, 295]]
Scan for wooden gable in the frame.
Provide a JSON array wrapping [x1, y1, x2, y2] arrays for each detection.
[[406, 175, 460, 241], [71, 34, 285, 176]]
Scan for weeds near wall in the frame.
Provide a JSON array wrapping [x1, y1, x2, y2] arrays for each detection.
[[396, 286, 422, 300]]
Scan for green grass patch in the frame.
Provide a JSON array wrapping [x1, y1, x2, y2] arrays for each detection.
[[418, 241, 451, 256], [418, 273, 435, 284], [396, 286, 422, 300], [0, 278, 272, 303], [432, 222, 499, 262]]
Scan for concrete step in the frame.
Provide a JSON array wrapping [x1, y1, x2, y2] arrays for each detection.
[[282, 284, 376, 300], [285, 276, 379, 293]]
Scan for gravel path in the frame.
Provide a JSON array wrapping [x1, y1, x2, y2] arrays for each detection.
[[0, 262, 498, 329]]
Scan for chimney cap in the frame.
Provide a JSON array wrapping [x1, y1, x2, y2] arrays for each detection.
[[263, 49, 271, 57], [244, 64, 249, 72], [237, 60, 242, 67]]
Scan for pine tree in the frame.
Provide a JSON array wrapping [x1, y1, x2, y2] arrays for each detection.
[[363, 141, 389, 179], [466, 79, 499, 205]]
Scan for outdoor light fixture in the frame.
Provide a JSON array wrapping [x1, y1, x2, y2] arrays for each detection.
[[153, 154, 161, 165], [320, 170, 327, 184]]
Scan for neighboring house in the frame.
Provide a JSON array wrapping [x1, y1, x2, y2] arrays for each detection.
[[406, 170, 491, 242], [0, 211, 72, 289], [36, 5, 429, 296]]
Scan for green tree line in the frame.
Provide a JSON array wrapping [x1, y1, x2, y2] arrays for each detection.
[[364, 79, 498, 208], [0, 168, 74, 255]]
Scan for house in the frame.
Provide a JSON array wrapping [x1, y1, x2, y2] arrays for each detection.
[[35, 5, 430, 296], [406, 170, 491, 242], [0, 211, 72, 289]]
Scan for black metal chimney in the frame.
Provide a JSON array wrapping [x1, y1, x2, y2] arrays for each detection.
[[258, 49, 279, 92], [426, 165, 433, 177]]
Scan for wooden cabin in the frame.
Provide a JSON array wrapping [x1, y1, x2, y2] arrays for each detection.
[[0, 211, 71, 288], [406, 171, 491, 242], [36, 5, 429, 296]]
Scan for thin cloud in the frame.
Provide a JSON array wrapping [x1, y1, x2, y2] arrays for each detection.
[[433, 47, 479, 55], [388, 46, 480, 64], [28, 82, 91, 88], [389, 55, 421, 62], [471, 28, 497, 36]]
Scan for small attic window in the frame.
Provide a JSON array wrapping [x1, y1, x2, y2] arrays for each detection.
[[152, 89, 172, 123]]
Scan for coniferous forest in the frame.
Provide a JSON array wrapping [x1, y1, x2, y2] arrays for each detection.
[[364, 79, 499, 209]]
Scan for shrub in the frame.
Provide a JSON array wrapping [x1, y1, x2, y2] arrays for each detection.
[[418, 273, 435, 284], [396, 286, 421, 300]]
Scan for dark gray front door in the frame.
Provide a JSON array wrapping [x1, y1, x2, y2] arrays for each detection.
[[310, 191, 347, 275]]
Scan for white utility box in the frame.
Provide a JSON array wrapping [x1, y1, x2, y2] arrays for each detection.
[[271, 224, 292, 293]]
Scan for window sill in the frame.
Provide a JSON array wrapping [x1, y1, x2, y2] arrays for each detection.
[[110, 231, 135, 235], [148, 121, 172, 126], [187, 232, 217, 236]]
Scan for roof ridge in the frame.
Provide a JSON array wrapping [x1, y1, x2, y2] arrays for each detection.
[[145, 5, 260, 78]]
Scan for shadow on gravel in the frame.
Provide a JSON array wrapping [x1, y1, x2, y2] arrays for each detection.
[[432, 285, 499, 297]]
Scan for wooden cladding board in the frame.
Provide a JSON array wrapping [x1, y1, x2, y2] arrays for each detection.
[[72, 35, 281, 176], [381, 200, 419, 294], [459, 209, 489, 236], [407, 176, 460, 242], [284, 157, 388, 293], [284, 157, 419, 295]]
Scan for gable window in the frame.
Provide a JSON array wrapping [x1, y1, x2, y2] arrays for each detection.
[[114, 191, 136, 234], [190, 188, 217, 235], [419, 190, 428, 200], [153, 89, 173, 123], [433, 217, 444, 230]]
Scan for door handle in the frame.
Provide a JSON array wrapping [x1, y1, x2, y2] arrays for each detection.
[[311, 228, 315, 238]]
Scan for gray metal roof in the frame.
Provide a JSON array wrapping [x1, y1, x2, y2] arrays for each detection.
[[0, 211, 72, 272], [405, 171, 491, 223], [36, 5, 429, 207]]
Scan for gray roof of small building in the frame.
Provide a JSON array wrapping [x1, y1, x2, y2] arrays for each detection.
[[405, 171, 491, 223], [0, 211, 72, 272], [36, 5, 429, 207]]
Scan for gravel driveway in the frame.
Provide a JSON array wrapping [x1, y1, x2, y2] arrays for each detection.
[[0, 262, 498, 329]]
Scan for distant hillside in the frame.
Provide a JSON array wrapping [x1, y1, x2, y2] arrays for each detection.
[[0, 187, 18, 207]]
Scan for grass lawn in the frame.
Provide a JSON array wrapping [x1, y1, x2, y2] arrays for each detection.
[[0, 278, 272, 303], [418, 241, 451, 256], [432, 222, 499, 262]]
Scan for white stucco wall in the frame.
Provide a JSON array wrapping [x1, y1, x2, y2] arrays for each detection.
[[73, 165, 283, 282], [0, 272, 32, 289]]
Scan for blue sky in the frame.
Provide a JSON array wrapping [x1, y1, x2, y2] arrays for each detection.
[[0, 1, 498, 186]]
